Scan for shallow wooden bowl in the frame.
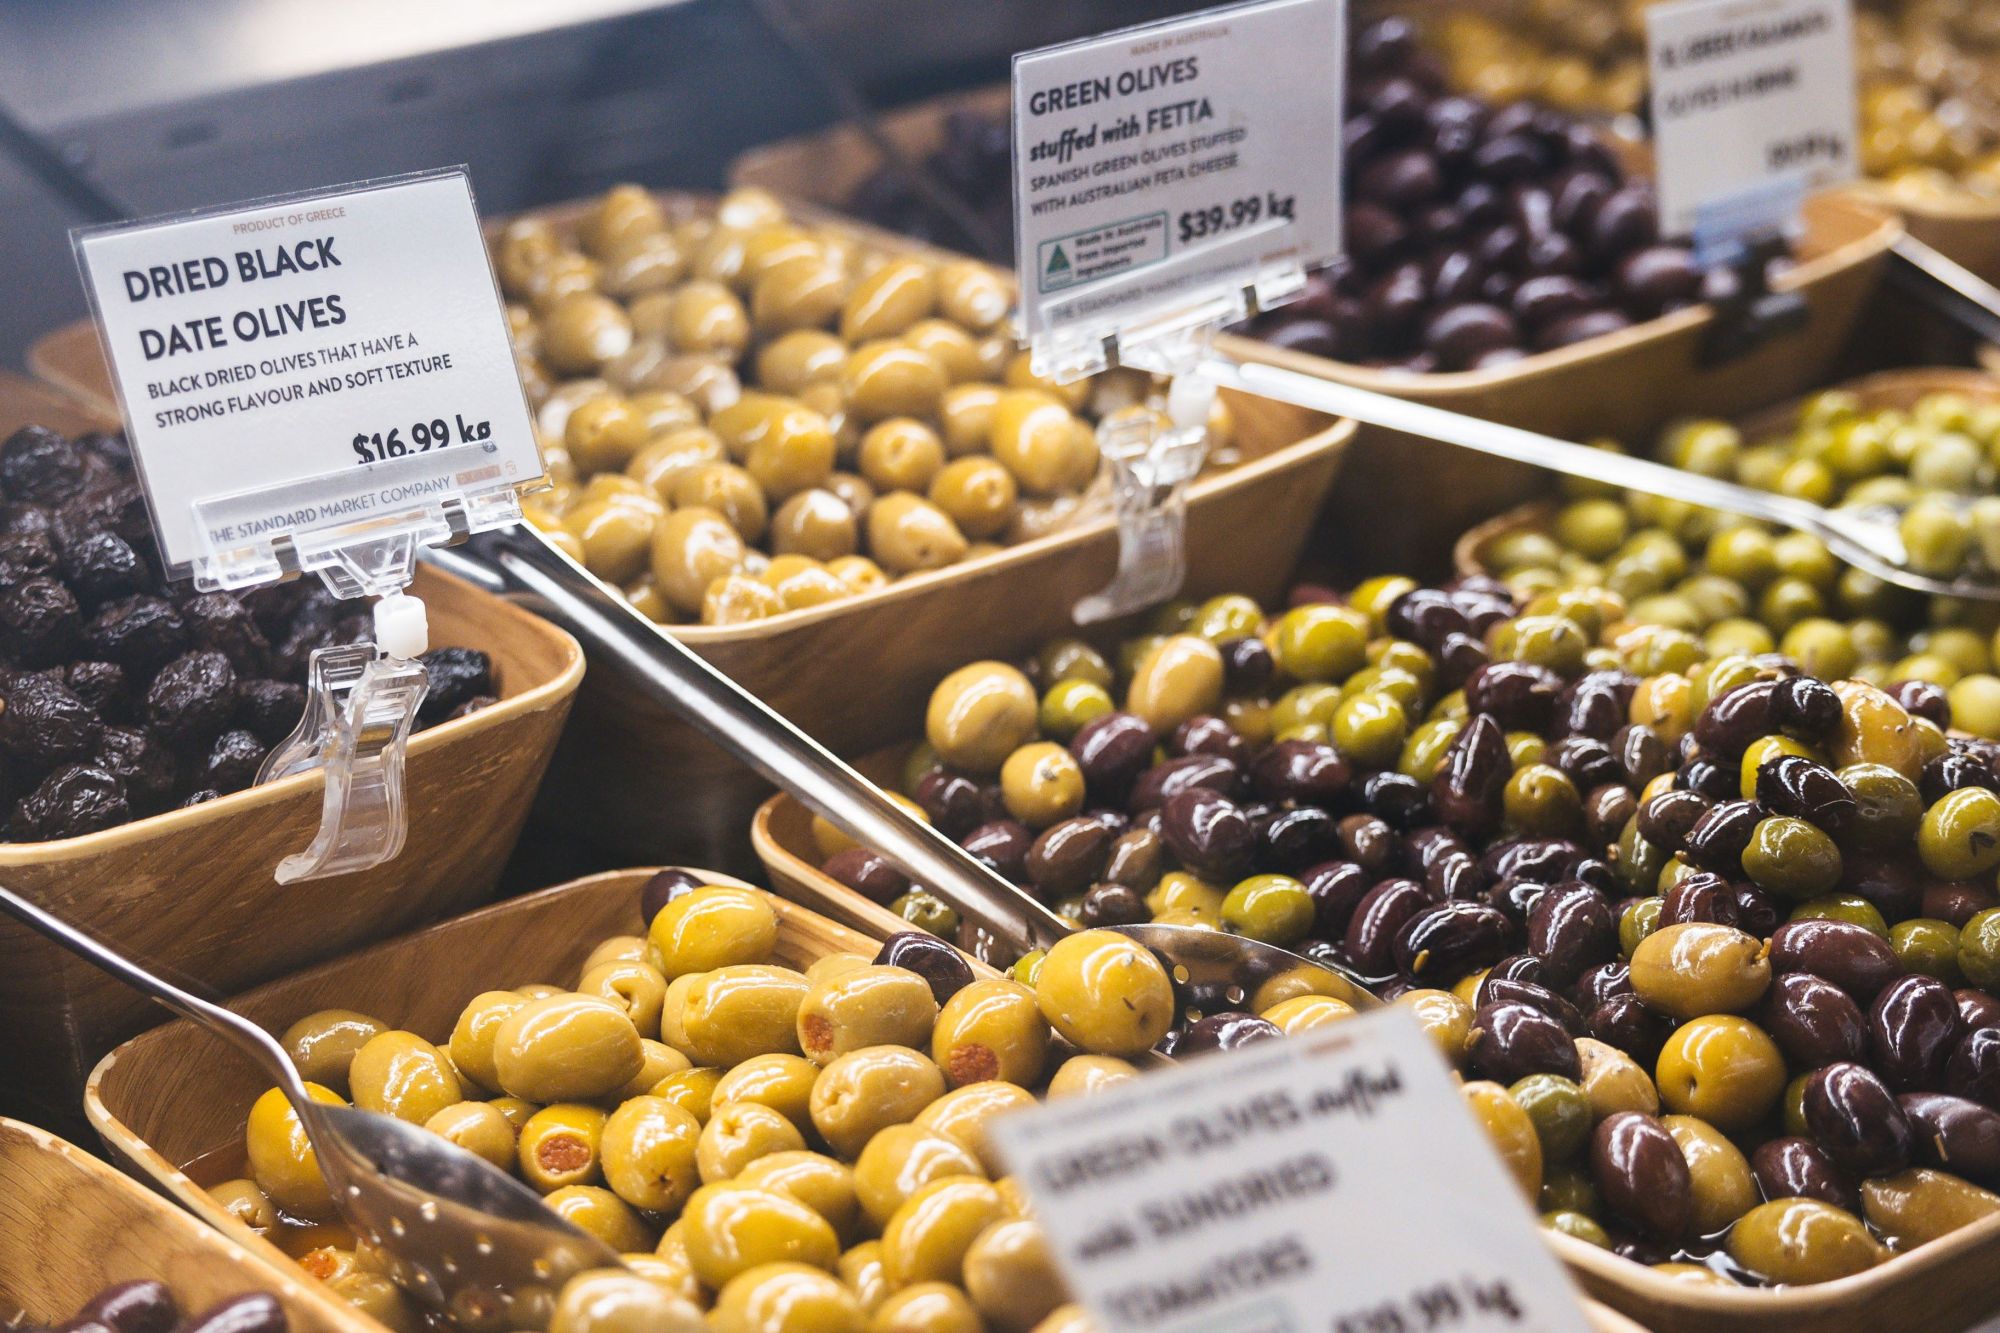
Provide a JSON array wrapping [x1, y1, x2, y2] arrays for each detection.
[[1455, 367, 2000, 577], [0, 1117, 367, 1333], [0, 374, 587, 1120], [82, 869, 965, 1301]]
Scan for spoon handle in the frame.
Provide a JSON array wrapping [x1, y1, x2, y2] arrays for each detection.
[[0, 882, 307, 1102], [454, 525, 1073, 953]]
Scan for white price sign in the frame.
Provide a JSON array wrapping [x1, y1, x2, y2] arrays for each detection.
[[992, 1009, 1591, 1333], [1645, 0, 1858, 243], [74, 169, 541, 581], [1011, 0, 1344, 350]]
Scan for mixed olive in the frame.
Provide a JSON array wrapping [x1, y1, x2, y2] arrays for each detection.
[[217, 876, 1136, 1332], [820, 571, 2000, 1285], [500, 186, 1238, 627], [0, 425, 493, 841], [1482, 388, 2000, 708], [14, 1280, 286, 1333]]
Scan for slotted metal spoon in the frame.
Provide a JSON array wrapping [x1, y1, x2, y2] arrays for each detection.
[[0, 883, 616, 1332], [435, 527, 1377, 1020], [1202, 357, 2000, 604]]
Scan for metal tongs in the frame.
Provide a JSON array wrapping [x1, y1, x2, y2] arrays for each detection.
[[433, 529, 1376, 1017], [1201, 355, 2000, 604]]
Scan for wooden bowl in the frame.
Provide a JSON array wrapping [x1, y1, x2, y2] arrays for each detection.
[[82, 868, 976, 1317], [0, 371, 587, 1123], [0, 1117, 368, 1333], [1455, 367, 2000, 577], [1850, 181, 2000, 288], [752, 744, 923, 943]]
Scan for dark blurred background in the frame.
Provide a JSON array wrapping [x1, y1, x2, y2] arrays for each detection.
[[0, 0, 1213, 365]]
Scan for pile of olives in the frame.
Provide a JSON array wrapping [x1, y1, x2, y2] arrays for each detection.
[[500, 185, 1236, 627], [217, 876, 1162, 1332], [1240, 16, 1705, 372], [1479, 388, 2000, 721], [824, 574, 2000, 1285]]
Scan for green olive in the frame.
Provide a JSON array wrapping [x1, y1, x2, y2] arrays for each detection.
[[1219, 874, 1314, 947], [1655, 1016, 1785, 1132], [925, 662, 1037, 774], [1741, 816, 1843, 898], [1728, 1198, 1886, 1285]]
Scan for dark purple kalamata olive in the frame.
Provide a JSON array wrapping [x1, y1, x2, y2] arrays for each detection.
[[1548, 733, 1622, 788], [1395, 901, 1513, 983], [1552, 169, 1614, 233], [1464, 661, 1562, 732], [1871, 974, 1962, 1090], [1760, 972, 1869, 1069], [1262, 319, 1341, 357], [1564, 672, 1634, 738], [1770, 919, 1903, 1002], [1103, 826, 1165, 891], [175, 1294, 285, 1333], [1536, 308, 1631, 350], [1024, 817, 1116, 898], [1427, 94, 1487, 161], [914, 768, 986, 839], [1366, 263, 1430, 337], [1750, 1137, 1859, 1213], [1345, 202, 1409, 264], [1473, 133, 1549, 181], [1755, 756, 1857, 833], [1160, 788, 1254, 879], [1483, 837, 1582, 883], [1176, 1011, 1283, 1057], [1303, 860, 1375, 939], [1681, 800, 1761, 873], [1170, 714, 1249, 764], [1424, 303, 1518, 369], [1892, 679, 1952, 728], [1928, 880, 2000, 927], [1385, 588, 1468, 648], [1487, 953, 1548, 985], [874, 932, 975, 1004], [1693, 680, 1779, 758], [961, 819, 1032, 883], [1429, 850, 1490, 902], [1426, 249, 1486, 306], [1897, 1091, 2000, 1186], [1803, 1062, 1913, 1176], [1616, 724, 1673, 789], [1251, 739, 1351, 805], [1338, 813, 1399, 873], [1479, 975, 1588, 1035], [1591, 1112, 1694, 1242], [1733, 883, 1782, 940], [1615, 246, 1699, 316], [1589, 993, 1673, 1066], [1948, 1027, 2000, 1106], [1923, 754, 2000, 804], [1437, 630, 1489, 689], [1345, 878, 1430, 977], [1660, 871, 1740, 928], [1841, 853, 1923, 920], [1512, 274, 1595, 331], [1676, 757, 1737, 801], [1490, 876, 1548, 921], [1474, 222, 1528, 274], [1960, 991, 2000, 1032], [1079, 881, 1148, 927], [1467, 999, 1582, 1082], [640, 868, 703, 925], [1362, 771, 1430, 827], [1588, 184, 1659, 261], [1258, 805, 1341, 873], [1527, 881, 1617, 985], [1434, 714, 1508, 836], [75, 1281, 176, 1333], [1129, 753, 1244, 812], [1221, 636, 1275, 694], [1406, 825, 1471, 875], [1572, 961, 1633, 1011], [1456, 179, 1507, 227], [1637, 790, 1710, 853], [822, 847, 910, 905], [1773, 675, 1842, 741], [1070, 712, 1153, 804]]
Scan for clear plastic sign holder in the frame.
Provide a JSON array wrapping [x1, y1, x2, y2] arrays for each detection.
[[1028, 216, 1308, 623], [70, 169, 543, 881]]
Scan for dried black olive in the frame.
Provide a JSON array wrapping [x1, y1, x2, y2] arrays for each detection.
[[1, 576, 82, 666], [0, 426, 86, 504], [94, 726, 179, 811], [0, 671, 101, 764], [10, 763, 128, 840], [181, 593, 270, 675], [0, 531, 58, 592], [64, 660, 128, 722], [235, 678, 305, 745], [57, 530, 146, 605], [205, 728, 267, 794], [416, 646, 494, 723], [85, 595, 187, 674], [145, 651, 237, 749]]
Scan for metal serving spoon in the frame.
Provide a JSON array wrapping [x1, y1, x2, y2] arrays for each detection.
[[436, 527, 1376, 1018], [1201, 357, 2000, 605], [0, 882, 616, 1331]]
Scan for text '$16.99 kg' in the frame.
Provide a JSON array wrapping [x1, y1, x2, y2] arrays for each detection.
[[1176, 190, 1297, 245], [351, 413, 493, 464]]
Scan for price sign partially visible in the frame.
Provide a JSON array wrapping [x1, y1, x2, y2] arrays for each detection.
[[1011, 0, 1344, 365], [73, 169, 542, 587], [1645, 0, 1858, 250], [991, 1008, 1592, 1333]]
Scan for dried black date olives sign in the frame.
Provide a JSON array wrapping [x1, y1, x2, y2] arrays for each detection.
[[990, 1007, 1591, 1332], [1010, 0, 1345, 621], [68, 169, 540, 878]]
